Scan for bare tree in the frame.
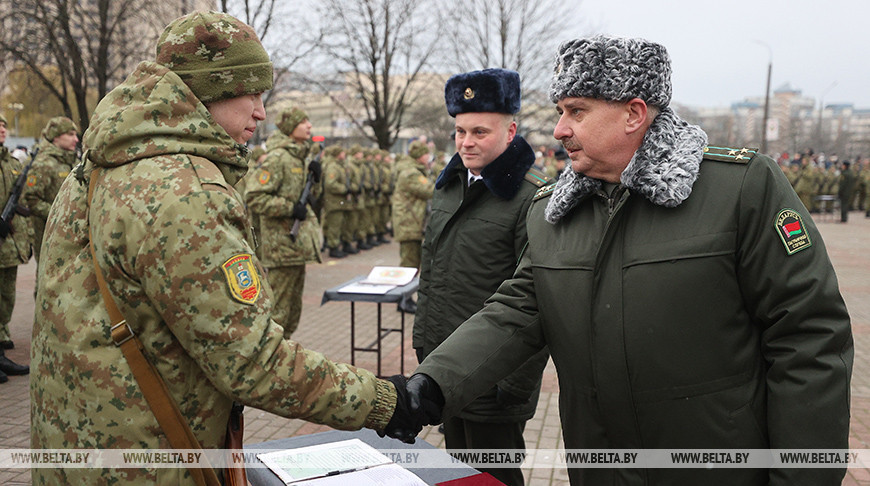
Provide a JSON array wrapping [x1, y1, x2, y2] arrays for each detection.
[[435, 0, 589, 136], [308, 0, 441, 149], [0, 0, 171, 133]]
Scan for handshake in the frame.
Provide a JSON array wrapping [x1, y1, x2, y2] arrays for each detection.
[[379, 374, 445, 444]]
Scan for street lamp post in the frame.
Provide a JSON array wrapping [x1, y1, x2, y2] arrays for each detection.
[[6, 103, 24, 137], [817, 82, 837, 153], [753, 40, 772, 155]]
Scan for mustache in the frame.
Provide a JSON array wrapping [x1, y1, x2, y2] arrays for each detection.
[[561, 140, 581, 152]]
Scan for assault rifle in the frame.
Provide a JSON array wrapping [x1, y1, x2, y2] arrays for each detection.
[[290, 137, 325, 241], [0, 147, 38, 239]]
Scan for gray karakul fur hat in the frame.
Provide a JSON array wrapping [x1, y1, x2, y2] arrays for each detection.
[[445, 68, 521, 117], [544, 35, 709, 224], [548, 35, 671, 107]]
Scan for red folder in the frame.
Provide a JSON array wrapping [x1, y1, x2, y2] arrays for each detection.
[[436, 472, 507, 485]]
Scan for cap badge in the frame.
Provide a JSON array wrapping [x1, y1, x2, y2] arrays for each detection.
[[464, 87, 474, 100]]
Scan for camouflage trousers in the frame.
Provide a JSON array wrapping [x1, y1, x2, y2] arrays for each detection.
[[399, 241, 421, 270], [375, 203, 390, 234], [357, 207, 372, 240], [323, 210, 344, 248], [266, 265, 306, 339], [342, 209, 358, 244], [0, 266, 17, 341]]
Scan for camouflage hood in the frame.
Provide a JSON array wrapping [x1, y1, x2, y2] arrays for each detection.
[[83, 61, 248, 171]]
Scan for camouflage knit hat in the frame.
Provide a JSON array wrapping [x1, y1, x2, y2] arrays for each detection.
[[155, 11, 273, 103], [42, 116, 78, 142], [276, 107, 308, 135], [408, 141, 428, 159], [0, 113, 6, 125], [549, 35, 672, 108]]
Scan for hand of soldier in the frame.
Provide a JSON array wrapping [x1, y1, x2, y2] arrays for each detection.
[[379, 375, 421, 444], [407, 373, 445, 425], [0, 219, 13, 238], [291, 201, 307, 221], [15, 204, 30, 217], [308, 159, 322, 183]]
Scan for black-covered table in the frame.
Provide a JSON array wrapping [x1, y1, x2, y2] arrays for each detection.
[[245, 429, 479, 485], [321, 276, 419, 377]]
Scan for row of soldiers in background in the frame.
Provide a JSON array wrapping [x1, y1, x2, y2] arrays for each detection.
[[781, 152, 870, 222], [0, 114, 80, 383]]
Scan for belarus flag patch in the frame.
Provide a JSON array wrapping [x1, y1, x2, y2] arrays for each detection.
[[775, 208, 812, 255]]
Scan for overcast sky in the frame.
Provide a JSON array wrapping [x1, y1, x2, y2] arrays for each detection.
[[571, 0, 869, 109]]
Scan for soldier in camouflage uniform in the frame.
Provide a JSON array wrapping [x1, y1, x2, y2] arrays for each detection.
[[245, 107, 322, 340], [30, 12, 417, 485], [375, 149, 393, 243], [22, 116, 78, 267], [392, 141, 434, 271], [321, 145, 351, 258], [0, 113, 32, 379], [340, 145, 362, 255]]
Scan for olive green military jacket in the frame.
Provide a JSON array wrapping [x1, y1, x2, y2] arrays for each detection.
[[245, 132, 322, 267], [418, 149, 852, 485], [0, 146, 33, 266], [30, 61, 395, 485], [414, 136, 550, 422], [322, 155, 351, 212], [22, 140, 77, 251], [391, 157, 433, 242]]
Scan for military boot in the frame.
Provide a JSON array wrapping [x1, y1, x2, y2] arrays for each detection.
[[0, 369, 7, 384], [377, 232, 391, 244], [366, 234, 380, 247], [329, 247, 347, 259], [342, 241, 359, 255], [357, 239, 372, 251], [0, 350, 28, 376]]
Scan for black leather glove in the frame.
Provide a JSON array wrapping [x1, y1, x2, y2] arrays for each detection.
[[379, 375, 421, 444], [0, 219, 12, 238], [414, 347, 425, 364], [308, 159, 322, 183], [496, 385, 529, 407], [407, 373, 445, 426], [15, 204, 30, 217], [291, 201, 307, 221]]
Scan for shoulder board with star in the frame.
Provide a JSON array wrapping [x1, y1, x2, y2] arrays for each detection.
[[534, 183, 555, 201], [703, 145, 758, 164], [524, 167, 551, 187]]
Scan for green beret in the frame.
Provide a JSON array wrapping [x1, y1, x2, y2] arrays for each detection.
[[155, 11, 273, 103]]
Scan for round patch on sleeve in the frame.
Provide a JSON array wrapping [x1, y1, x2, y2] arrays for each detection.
[[26, 174, 37, 186], [258, 170, 271, 185], [775, 208, 812, 255], [222, 254, 261, 304]]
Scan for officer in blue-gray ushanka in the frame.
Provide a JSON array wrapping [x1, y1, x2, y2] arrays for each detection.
[[408, 36, 852, 486]]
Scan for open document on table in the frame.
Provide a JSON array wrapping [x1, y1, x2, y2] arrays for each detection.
[[337, 266, 418, 295], [257, 438, 427, 486]]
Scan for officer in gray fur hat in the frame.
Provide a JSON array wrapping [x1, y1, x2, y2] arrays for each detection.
[[412, 68, 551, 486], [408, 36, 852, 485]]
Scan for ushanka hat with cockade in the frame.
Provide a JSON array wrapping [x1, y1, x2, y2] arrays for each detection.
[[444, 68, 521, 117], [544, 35, 709, 223]]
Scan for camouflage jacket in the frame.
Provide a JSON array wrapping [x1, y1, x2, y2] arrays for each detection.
[[30, 61, 395, 485], [322, 155, 351, 212], [0, 146, 33, 266], [391, 157, 433, 242], [245, 132, 322, 267], [21, 140, 77, 246]]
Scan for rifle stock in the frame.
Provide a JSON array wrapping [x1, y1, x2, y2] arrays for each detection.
[[0, 148, 38, 239], [289, 142, 324, 240]]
